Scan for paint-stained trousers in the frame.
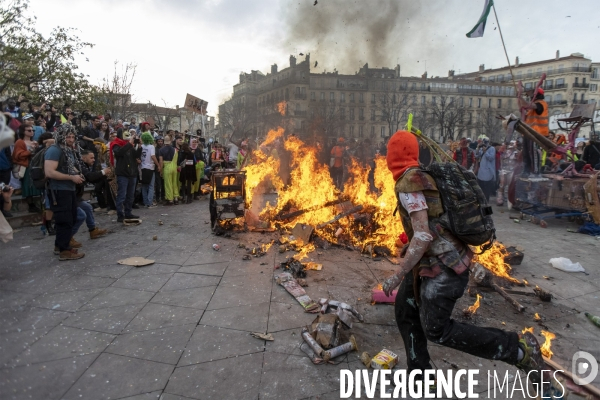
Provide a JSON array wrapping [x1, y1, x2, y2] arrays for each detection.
[[394, 265, 520, 372], [163, 160, 178, 201]]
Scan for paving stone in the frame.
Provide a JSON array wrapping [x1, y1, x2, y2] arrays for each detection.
[[80, 287, 155, 310], [200, 302, 269, 332], [0, 353, 97, 400], [80, 264, 132, 279], [0, 307, 69, 334], [124, 263, 182, 277], [183, 252, 234, 266], [271, 283, 328, 306], [124, 303, 204, 332], [160, 394, 195, 400], [267, 301, 317, 333], [160, 273, 221, 291], [264, 328, 306, 357], [206, 282, 271, 310], [62, 303, 145, 334], [0, 329, 49, 367], [260, 352, 346, 399], [112, 273, 173, 292], [219, 271, 272, 289], [107, 324, 195, 364], [222, 260, 273, 277], [178, 263, 228, 276], [10, 325, 114, 366], [355, 303, 396, 326], [32, 288, 103, 312], [0, 271, 76, 294], [119, 391, 162, 400], [47, 274, 116, 293], [62, 353, 174, 400], [149, 249, 196, 266], [179, 325, 264, 366], [165, 352, 263, 400], [150, 286, 216, 310], [0, 290, 37, 310], [567, 290, 600, 312]]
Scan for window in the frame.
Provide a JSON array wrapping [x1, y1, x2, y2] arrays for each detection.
[[310, 108, 315, 118], [350, 93, 355, 103], [546, 95, 552, 103], [545, 79, 553, 89], [310, 92, 315, 101], [556, 78, 565, 88], [590, 84, 598, 92], [469, 98, 473, 107], [349, 108, 355, 120], [593, 68, 599, 79], [555, 94, 563, 102], [320, 92, 325, 101], [412, 82, 416, 90], [412, 95, 417, 105], [575, 77, 579, 84], [536, 68, 542, 77], [371, 94, 376, 104], [340, 93, 345, 103], [516, 71, 522, 79], [340, 108, 345, 119], [489, 75, 495, 82], [371, 110, 375, 121], [380, 126, 386, 138], [421, 83, 426, 90], [302, 87, 306, 95], [359, 126, 364, 137], [497, 99, 502, 108], [488, 99, 492, 108], [350, 126, 355, 137], [547, 66, 554, 75], [477, 98, 482, 108], [558, 64, 564, 73], [330, 92, 335, 102], [371, 126, 375, 137], [459, 97, 464, 106], [527, 69, 532, 78], [421, 96, 426, 105], [359, 93, 364, 103], [359, 108, 364, 119], [295, 87, 300, 95], [583, 78, 587, 85], [524, 82, 532, 90], [432, 96, 436, 104]]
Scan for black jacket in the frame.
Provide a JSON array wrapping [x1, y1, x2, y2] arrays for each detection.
[[113, 142, 142, 177], [76, 162, 105, 200]]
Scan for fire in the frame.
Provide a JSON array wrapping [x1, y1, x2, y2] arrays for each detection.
[[243, 130, 404, 255], [466, 294, 482, 315], [534, 313, 541, 321], [473, 242, 520, 284], [277, 101, 287, 116], [523, 279, 529, 286], [293, 243, 316, 261], [522, 327, 534, 335], [540, 330, 556, 358]]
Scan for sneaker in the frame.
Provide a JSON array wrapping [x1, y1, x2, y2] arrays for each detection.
[[69, 238, 82, 248], [59, 249, 85, 261], [54, 246, 60, 255], [516, 331, 545, 385], [132, 204, 140, 209], [93, 207, 107, 213], [124, 214, 140, 219], [89, 227, 108, 239], [146, 205, 157, 209], [107, 210, 117, 215]]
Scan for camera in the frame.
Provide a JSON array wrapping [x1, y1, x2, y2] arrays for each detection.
[[0, 182, 12, 193], [45, 104, 52, 112]]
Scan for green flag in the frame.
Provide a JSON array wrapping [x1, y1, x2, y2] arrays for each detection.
[[466, 0, 494, 38]]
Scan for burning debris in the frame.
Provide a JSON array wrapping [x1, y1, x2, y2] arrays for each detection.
[[521, 327, 556, 359], [533, 285, 553, 302], [463, 294, 482, 317], [471, 263, 526, 312], [275, 272, 319, 312]]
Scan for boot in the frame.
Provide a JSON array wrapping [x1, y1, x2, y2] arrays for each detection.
[[46, 220, 56, 236], [89, 227, 108, 239], [69, 237, 82, 248], [186, 195, 192, 204], [59, 249, 85, 261]]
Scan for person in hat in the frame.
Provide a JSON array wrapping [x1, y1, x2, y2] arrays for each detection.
[[154, 136, 165, 203], [110, 128, 141, 222], [190, 137, 205, 199], [159, 135, 179, 205], [329, 137, 346, 190], [475, 137, 496, 202], [383, 129, 548, 391], [519, 87, 549, 176]]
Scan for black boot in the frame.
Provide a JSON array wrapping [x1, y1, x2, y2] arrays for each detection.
[[46, 219, 56, 236], [186, 195, 192, 204]]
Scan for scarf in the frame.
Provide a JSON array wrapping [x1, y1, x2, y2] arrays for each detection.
[[53, 124, 83, 176], [109, 137, 129, 166]]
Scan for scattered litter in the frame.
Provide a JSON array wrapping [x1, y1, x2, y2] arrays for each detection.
[[371, 349, 398, 369], [238, 242, 245, 248], [123, 218, 142, 226], [160, 214, 168, 216], [297, 278, 308, 287], [304, 262, 322, 271], [275, 272, 319, 312], [318, 299, 364, 328], [20, 246, 30, 249], [117, 257, 155, 267], [291, 223, 314, 245], [309, 314, 341, 348], [514, 219, 520, 223], [212, 244, 220, 251], [158, 220, 163, 225], [533, 285, 552, 302], [322, 335, 357, 361], [280, 258, 306, 278], [549, 257, 585, 273], [242, 254, 251, 261], [250, 332, 274, 341], [19, 260, 32, 265], [534, 313, 542, 321], [371, 284, 397, 304], [302, 327, 324, 356], [585, 312, 600, 328], [52, 304, 60, 309], [152, 235, 157, 240], [360, 352, 372, 367]]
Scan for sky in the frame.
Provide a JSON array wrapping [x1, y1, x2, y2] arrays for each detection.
[[28, 0, 600, 118]]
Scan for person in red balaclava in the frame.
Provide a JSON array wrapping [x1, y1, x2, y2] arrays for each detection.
[[383, 130, 547, 391]]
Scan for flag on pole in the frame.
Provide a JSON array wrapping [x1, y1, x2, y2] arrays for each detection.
[[466, 0, 494, 38]]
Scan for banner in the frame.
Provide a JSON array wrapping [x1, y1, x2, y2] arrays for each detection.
[[184, 93, 208, 115]]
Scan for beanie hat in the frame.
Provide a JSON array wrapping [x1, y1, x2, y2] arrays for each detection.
[[386, 130, 420, 181]]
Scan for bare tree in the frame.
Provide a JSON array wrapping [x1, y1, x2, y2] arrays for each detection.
[[218, 95, 257, 141], [427, 95, 469, 142], [306, 102, 346, 142], [146, 99, 180, 132], [376, 87, 412, 136], [475, 107, 505, 142], [100, 61, 137, 120]]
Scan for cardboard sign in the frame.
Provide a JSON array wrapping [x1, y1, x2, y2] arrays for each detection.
[[184, 93, 208, 115]]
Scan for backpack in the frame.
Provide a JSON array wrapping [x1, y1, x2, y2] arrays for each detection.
[[424, 162, 495, 250], [30, 145, 64, 189]]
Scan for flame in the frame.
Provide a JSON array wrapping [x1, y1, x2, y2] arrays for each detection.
[[473, 242, 520, 284], [540, 330, 556, 358], [522, 327, 534, 335], [277, 101, 287, 116], [466, 294, 482, 315], [293, 243, 315, 261], [376, 283, 383, 291], [523, 279, 529, 286], [243, 131, 404, 255], [534, 313, 541, 321]]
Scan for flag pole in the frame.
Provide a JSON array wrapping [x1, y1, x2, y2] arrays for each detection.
[[491, 3, 518, 93]]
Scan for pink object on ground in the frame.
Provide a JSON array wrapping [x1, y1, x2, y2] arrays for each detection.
[[371, 288, 397, 304]]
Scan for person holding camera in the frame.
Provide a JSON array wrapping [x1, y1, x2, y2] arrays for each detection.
[[110, 129, 142, 222], [44, 124, 86, 260]]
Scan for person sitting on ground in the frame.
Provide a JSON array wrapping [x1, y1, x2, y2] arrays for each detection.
[[77, 149, 109, 239], [44, 124, 86, 260]]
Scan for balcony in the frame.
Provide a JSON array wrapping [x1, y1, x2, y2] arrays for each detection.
[[554, 83, 567, 89], [572, 99, 588, 105], [358, 116, 365, 121], [294, 93, 307, 100], [573, 83, 589, 88], [548, 100, 568, 106]]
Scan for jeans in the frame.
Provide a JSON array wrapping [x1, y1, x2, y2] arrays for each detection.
[[395, 266, 519, 372], [116, 176, 136, 217], [72, 207, 86, 236], [330, 166, 343, 190], [141, 172, 155, 206], [154, 169, 163, 201], [77, 201, 95, 230], [50, 190, 77, 251]]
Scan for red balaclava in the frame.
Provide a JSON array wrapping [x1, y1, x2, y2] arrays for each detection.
[[386, 130, 420, 181]]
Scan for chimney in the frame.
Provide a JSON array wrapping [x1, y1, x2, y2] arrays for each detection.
[[556, 50, 560, 60], [271, 64, 278, 74], [305, 53, 310, 65], [175, 105, 179, 110], [395, 64, 401, 78], [515, 56, 519, 67], [422, 72, 428, 79], [479, 64, 485, 73], [448, 70, 455, 78], [289, 55, 296, 67]]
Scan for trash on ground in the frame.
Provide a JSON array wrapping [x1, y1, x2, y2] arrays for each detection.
[[291, 223, 314, 246], [322, 335, 358, 361], [152, 235, 157, 240], [549, 257, 585, 273], [242, 254, 251, 261], [123, 218, 142, 226], [279, 259, 306, 278], [503, 246, 524, 265], [158, 220, 163, 225], [371, 284, 397, 304], [360, 352, 372, 367], [371, 349, 399, 369], [117, 257, 155, 267], [304, 262, 322, 271], [533, 285, 553, 302], [309, 313, 341, 349], [318, 299, 364, 329], [274, 272, 319, 312], [585, 312, 600, 328], [250, 332, 274, 341], [212, 244, 220, 251], [301, 326, 324, 356]]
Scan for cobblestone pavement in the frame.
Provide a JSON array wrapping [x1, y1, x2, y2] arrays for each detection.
[[0, 198, 599, 400]]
